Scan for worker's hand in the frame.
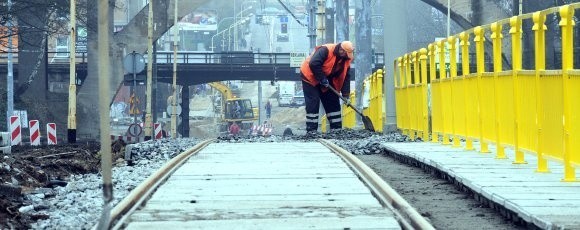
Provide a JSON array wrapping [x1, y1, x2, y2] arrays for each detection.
[[342, 99, 350, 106], [342, 93, 350, 98], [320, 78, 330, 88]]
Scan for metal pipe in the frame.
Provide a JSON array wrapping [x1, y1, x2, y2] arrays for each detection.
[[6, 0, 13, 130], [144, 0, 154, 140], [316, 0, 325, 45], [172, 0, 178, 138], [96, 0, 112, 228], [335, 0, 348, 42], [325, 0, 334, 43], [447, 0, 450, 38], [67, 0, 77, 143], [308, 0, 317, 49]]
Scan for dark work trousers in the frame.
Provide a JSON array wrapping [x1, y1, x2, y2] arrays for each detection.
[[302, 79, 342, 132]]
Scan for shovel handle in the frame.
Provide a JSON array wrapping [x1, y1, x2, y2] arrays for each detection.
[[326, 86, 364, 115]]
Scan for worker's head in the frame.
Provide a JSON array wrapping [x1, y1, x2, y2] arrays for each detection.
[[338, 41, 354, 60]]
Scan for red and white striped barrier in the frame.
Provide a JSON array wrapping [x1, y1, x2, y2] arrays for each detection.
[[250, 124, 273, 136], [110, 135, 144, 143], [10, 116, 21, 146], [154, 123, 162, 139], [29, 120, 40, 146], [47, 123, 57, 145]]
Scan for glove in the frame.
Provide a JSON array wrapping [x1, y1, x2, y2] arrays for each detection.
[[320, 78, 330, 87], [342, 98, 351, 106], [342, 93, 350, 98]]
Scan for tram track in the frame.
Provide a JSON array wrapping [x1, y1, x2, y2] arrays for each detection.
[[107, 139, 214, 229], [103, 139, 434, 229], [319, 139, 434, 230]]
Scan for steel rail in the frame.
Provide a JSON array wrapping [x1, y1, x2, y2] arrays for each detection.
[[94, 139, 214, 230], [319, 139, 436, 230]]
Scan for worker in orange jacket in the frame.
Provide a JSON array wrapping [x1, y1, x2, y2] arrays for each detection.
[[299, 41, 354, 133]]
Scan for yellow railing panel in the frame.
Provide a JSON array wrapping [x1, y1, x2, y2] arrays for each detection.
[[395, 87, 403, 130], [431, 80, 443, 136], [569, 71, 580, 165], [480, 73, 496, 141], [441, 79, 453, 140], [516, 71, 538, 153], [409, 85, 420, 133], [497, 73, 515, 145], [452, 77, 467, 137], [540, 71, 564, 160], [465, 75, 479, 139]]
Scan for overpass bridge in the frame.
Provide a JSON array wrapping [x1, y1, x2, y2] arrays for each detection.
[[0, 51, 385, 137], [0, 51, 385, 86]]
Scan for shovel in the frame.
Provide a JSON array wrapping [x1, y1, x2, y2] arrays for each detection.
[[326, 85, 375, 132]]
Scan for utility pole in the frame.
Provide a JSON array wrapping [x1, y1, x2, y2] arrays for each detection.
[[447, 0, 450, 38], [144, 0, 154, 140], [96, 0, 112, 228], [171, 0, 178, 138], [335, 0, 348, 42], [308, 0, 317, 50], [6, 0, 14, 130], [325, 0, 335, 43], [68, 0, 77, 143], [234, 1, 237, 51], [355, 0, 372, 119], [383, 0, 407, 132], [316, 0, 325, 45]]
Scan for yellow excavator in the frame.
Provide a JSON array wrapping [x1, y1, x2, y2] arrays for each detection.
[[208, 81, 258, 133]]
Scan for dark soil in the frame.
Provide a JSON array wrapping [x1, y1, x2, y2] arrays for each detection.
[[0, 140, 126, 229]]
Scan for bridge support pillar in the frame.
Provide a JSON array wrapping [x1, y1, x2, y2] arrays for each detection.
[[180, 87, 190, 137]]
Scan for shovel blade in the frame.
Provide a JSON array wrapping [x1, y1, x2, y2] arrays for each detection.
[[361, 115, 375, 132]]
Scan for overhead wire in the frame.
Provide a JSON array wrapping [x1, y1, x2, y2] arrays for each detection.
[[276, 0, 306, 27]]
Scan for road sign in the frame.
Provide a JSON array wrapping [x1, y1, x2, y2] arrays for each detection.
[[290, 52, 307, 67], [279, 16, 288, 23], [128, 123, 143, 137], [123, 52, 145, 74]]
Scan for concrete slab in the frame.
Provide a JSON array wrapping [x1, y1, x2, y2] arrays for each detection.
[[124, 142, 400, 229], [382, 141, 580, 229], [126, 216, 400, 230]]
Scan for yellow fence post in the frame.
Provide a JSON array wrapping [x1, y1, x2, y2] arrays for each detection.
[[438, 40, 450, 145], [448, 36, 461, 148], [376, 69, 384, 133], [532, 11, 549, 173], [510, 16, 527, 164], [474, 26, 490, 153], [491, 22, 507, 159], [559, 5, 576, 181], [428, 44, 438, 143], [419, 48, 429, 141], [321, 115, 327, 133], [394, 58, 400, 131], [405, 53, 415, 139], [369, 72, 377, 129], [397, 57, 405, 133], [460, 32, 474, 150], [412, 51, 420, 139]]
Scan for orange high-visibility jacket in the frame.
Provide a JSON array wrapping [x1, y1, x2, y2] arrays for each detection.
[[300, 43, 352, 94]]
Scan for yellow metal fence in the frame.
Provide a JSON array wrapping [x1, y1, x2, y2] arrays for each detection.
[[394, 3, 580, 181], [341, 69, 385, 132]]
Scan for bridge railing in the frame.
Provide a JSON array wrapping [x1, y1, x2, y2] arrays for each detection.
[[394, 3, 580, 181], [1, 51, 385, 66], [0, 51, 88, 64], [151, 51, 385, 65]]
